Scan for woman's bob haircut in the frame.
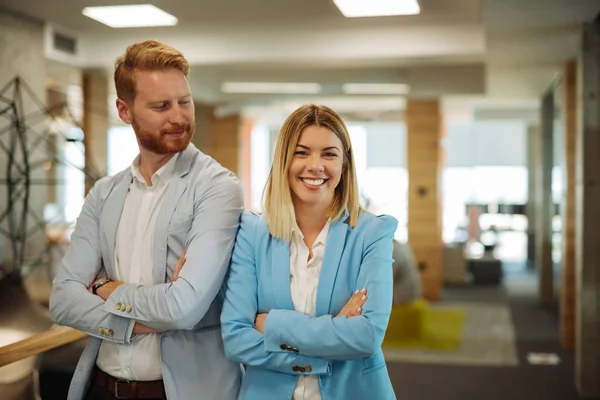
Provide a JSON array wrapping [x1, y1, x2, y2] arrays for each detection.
[[262, 104, 362, 241]]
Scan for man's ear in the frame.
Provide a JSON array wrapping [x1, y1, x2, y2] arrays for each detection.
[[116, 98, 133, 124]]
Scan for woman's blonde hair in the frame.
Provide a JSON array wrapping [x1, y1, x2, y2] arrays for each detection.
[[114, 40, 190, 104], [263, 104, 362, 240]]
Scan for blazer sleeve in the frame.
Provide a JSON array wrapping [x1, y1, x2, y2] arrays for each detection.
[[102, 171, 244, 331], [49, 179, 135, 344], [220, 212, 331, 376], [262, 215, 397, 360]]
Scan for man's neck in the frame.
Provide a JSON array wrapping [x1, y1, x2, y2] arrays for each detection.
[[138, 149, 176, 186]]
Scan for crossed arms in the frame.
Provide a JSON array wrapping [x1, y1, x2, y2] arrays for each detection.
[[49, 172, 243, 344], [220, 213, 397, 376]]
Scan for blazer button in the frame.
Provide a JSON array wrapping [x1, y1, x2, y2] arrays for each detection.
[[126, 305, 132, 313], [291, 346, 299, 353], [115, 303, 122, 310], [292, 365, 300, 372], [304, 365, 312, 373], [108, 329, 114, 337], [97, 328, 103, 335], [120, 304, 127, 312], [280, 344, 287, 350]]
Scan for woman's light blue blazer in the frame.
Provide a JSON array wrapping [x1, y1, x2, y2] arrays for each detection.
[[221, 210, 398, 400]]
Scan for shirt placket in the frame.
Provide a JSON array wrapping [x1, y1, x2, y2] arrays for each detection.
[[122, 183, 154, 379]]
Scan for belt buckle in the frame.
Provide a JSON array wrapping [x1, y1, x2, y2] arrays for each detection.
[[114, 379, 130, 399]]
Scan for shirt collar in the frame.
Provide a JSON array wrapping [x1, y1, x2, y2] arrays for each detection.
[[292, 218, 331, 246], [130, 153, 180, 187]]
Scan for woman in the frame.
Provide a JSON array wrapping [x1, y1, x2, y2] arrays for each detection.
[[221, 104, 397, 400]]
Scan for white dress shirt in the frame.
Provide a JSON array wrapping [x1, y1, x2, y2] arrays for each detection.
[[96, 153, 179, 381], [289, 219, 331, 400]]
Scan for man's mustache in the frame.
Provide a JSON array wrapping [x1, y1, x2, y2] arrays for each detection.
[[160, 125, 191, 135]]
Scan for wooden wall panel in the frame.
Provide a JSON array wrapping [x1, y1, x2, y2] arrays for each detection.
[[406, 99, 443, 301]]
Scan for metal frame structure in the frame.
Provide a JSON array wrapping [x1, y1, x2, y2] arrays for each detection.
[[0, 76, 100, 281]]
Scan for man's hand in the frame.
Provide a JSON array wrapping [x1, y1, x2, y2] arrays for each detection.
[[172, 248, 187, 281], [336, 288, 368, 318], [95, 280, 124, 301], [255, 313, 268, 334]]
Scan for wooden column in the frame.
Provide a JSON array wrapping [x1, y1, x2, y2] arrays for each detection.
[[238, 118, 254, 210], [575, 23, 600, 398], [406, 99, 443, 301], [560, 61, 576, 350], [193, 108, 251, 207], [209, 114, 241, 174], [536, 90, 554, 307], [82, 72, 108, 193], [191, 102, 212, 153]]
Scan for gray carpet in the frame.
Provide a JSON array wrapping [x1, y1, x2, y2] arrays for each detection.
[[386, 270, 588, 400], [384, 302, 518, 367]]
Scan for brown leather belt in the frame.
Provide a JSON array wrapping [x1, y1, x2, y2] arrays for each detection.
[[92, 367, 166, 399]]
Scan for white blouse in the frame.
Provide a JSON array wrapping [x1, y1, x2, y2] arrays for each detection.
[[289, 219, 331, 400]]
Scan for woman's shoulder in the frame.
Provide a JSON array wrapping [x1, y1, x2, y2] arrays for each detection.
[[239, 211, 269, 233], [355, 210, 399, 231]]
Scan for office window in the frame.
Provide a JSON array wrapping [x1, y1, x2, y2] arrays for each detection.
[[107, 126, 138, 175]]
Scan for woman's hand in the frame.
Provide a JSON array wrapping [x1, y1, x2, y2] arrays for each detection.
[[336, 288, 368, 318], [255, 313, 268, 333]]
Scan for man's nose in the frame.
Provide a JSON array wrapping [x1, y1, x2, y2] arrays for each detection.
[[168, 104, 186, 125]]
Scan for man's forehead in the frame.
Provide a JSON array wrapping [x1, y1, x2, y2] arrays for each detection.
[[133, 70, 190, 101]]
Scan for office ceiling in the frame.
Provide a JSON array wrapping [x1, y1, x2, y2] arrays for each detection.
[[1, 0, 598, 118]]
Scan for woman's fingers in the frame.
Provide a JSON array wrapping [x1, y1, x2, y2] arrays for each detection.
[[336, 288, 368, 317]]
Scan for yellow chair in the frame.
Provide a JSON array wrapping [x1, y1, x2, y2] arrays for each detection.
[[385, 299, 429, 340]]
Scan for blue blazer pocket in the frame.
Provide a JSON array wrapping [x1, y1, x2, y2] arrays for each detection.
[[361, 352, 386, 376]]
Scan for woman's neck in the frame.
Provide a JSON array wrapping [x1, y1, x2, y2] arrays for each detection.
[[294, 201, 329, 237]]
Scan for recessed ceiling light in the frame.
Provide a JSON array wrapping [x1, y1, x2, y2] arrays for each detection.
[[334, 0, 420, 18], [342, 83, 410, 95], [82, 5, 178, 28], [221, 82, 322, 94]]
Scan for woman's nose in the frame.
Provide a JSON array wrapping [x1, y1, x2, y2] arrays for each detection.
[[308, 155, 324, 172]]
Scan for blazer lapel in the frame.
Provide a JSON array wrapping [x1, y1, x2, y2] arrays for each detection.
[[152, 145, 195, 284], [100, 172, 131, 278], [271, 238, 294, 310], [316, 214, 350, 316]]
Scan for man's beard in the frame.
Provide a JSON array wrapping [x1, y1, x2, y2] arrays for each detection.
[[132, 118, 195, 155]]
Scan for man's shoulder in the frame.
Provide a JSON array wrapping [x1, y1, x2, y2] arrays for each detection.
[[90, 169, 129, 195], [187, 148, 242, 191]]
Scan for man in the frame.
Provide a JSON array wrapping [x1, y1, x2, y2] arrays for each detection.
[[50, 40, 243, 400]]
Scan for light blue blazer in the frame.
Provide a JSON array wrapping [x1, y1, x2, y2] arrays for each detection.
[[221, 210, 398, 400], [50, 143, 243, 400]]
